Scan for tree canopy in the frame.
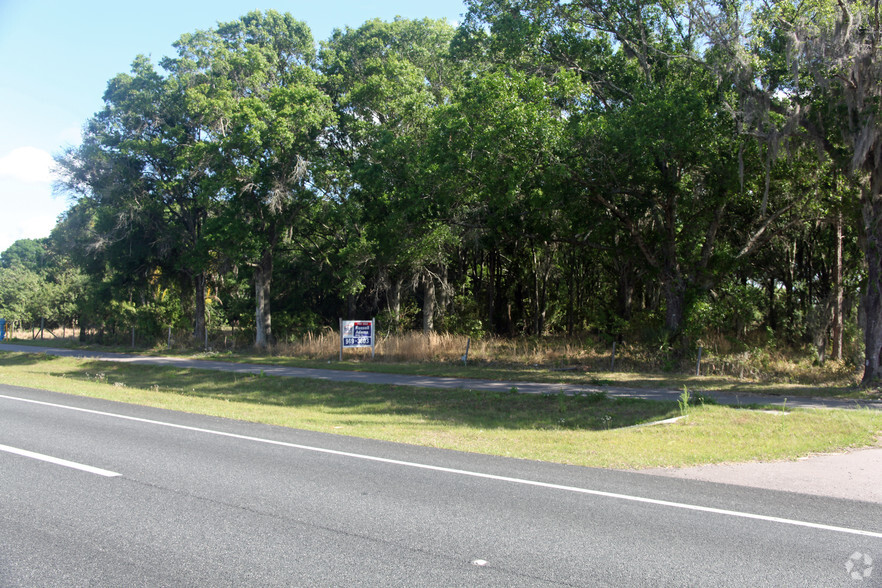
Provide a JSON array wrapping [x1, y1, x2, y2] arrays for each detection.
[[13, 4, 872, 381]]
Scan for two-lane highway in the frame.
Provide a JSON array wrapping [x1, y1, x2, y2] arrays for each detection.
[[2, 384, 880, 586]]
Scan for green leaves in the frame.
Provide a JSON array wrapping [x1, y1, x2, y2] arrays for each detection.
[[40, 4, 864, 352]]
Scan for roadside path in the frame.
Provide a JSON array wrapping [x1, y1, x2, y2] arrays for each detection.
[[1, 343, 879, 410]]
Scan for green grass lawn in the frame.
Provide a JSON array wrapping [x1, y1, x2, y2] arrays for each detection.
[[1, 350, 880, 469]]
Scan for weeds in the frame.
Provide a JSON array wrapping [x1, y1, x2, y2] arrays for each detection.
[[781, 398, 788, 433], [678, 386, 691, 416]]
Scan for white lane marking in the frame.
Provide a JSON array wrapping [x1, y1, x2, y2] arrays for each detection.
[[2, 393, 881, 539], [0, 443, 121, 477]]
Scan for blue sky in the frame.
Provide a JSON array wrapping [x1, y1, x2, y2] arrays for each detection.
[[0, 0, 468, 253]]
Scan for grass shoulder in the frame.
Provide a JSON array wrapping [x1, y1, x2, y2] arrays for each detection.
[[0, 350, 879, 470]]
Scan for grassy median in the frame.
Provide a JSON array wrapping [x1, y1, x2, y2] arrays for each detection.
[[1, 350, 880, 469]]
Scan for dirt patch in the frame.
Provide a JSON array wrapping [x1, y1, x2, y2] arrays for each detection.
[[637, 443, 882, 503]]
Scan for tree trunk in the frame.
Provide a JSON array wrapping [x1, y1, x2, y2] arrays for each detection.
[[815, 326, 828, 366], [254, 250, 273, 350], [346, 293, 357, 319], [422, 274, 435, 334], [566, 247, 576, 336], [659, 188, 688, 340], [663, 272, 687, 338], [388, 277, 403, 332], [193, 273, 206, 345], [618, 264, 635, 321], [533, 252, 542, 336], [486, 251, 496, 332], [438, 264, 450, 324], [766, 278, 777, 332], [833, 208, 844, 360], [861, 196, 882, 385], [531, 246, 551, 336]]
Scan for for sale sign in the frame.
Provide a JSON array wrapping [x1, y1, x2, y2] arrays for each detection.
[[342, 320, 373, 347], [340, 319, 375, 359]]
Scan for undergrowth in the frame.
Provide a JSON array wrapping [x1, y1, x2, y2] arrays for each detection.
[[262, 331, 861, 387]]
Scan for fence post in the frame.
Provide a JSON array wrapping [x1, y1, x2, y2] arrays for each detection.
[[168, 326, 172, 350], [611, 341, 616, 371], [696, 346, 703, 376], [131, 326, 135, 349]]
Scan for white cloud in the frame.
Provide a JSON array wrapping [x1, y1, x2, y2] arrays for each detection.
[[0, 214, 59, 252], [56, 125, 83, 147], [0, 146, 55, 183], [0, 180, 69, 252]]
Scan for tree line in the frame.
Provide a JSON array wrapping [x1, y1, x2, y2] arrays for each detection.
[[6, 0, 882, 382]]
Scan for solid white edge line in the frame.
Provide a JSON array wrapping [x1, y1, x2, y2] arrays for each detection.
[[2, 393, 881, 539], [0, 443, 121, 477]]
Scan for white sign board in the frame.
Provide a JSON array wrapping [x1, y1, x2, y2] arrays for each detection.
[[340, 319, 375, 359]]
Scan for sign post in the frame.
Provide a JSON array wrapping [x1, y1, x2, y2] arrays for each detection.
[[339, 318, 375, 360]]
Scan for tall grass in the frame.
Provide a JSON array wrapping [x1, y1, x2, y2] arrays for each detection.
[[265, 330, 860, 386], [14, 325, 860, 387], [270, 331, 605, 365]]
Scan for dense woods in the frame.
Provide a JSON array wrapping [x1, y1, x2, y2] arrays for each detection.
[[5, 0, 882, 381]]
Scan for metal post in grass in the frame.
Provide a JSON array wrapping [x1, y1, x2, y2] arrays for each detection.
[[696, 346, 703, 376], [167, 326, 172, 350], [339, 317, 343, 361], [462, 336, 471, 365], [611, 341, 616, 371], [131, 326, 135, 349]]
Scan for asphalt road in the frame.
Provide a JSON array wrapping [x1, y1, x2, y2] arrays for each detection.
[[2, 385, 881, 586], [1, 343, 879, 409]]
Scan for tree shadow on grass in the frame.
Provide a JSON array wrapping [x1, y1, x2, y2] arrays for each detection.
[[59, 361, 681, 432], [0, 351, 65, 366]]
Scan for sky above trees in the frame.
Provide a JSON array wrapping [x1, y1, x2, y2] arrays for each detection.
[[0, 0, 467, 252]]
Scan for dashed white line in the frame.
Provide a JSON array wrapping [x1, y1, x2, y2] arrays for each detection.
[[0, 443, 121, 477], [2, 392, 881, 539]]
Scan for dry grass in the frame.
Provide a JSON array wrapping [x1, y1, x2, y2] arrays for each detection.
[[264, 331, 860, 387], [272, 331, 618, 365], [269, 331, 472, 362]]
